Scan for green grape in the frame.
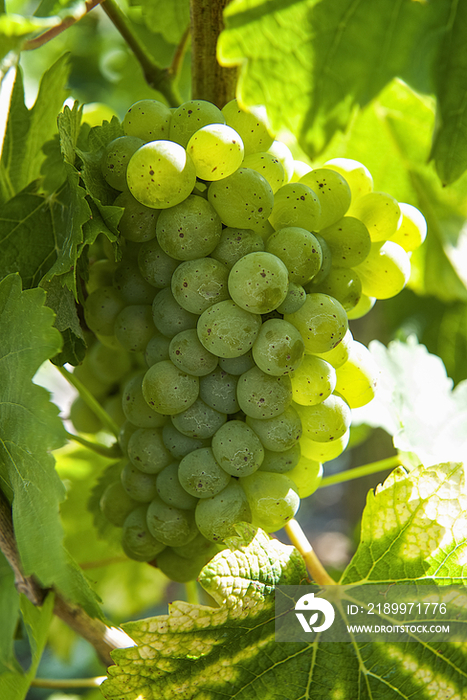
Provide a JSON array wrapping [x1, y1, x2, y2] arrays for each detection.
[[121, 462, 158, 502], [237, 366, 292, 419], [114, 304, 155, 352], [169, 328, 218, 376], [259, 443, 301, 473], [294, 394, 351, 442], [100, 481, 138, 527], [127, 427, 173, 474], [146, 495, 197, 547], [391, 202, 427, 252], [162, 422, 209, 459], [346, 293, 376, 320], [300, 430, 350, 463], [240, 471, 299, 532], [186, 123, 244, 180], [246, 405, 302, 451], [142, 360, 199, 415], [170, 398, 227, 439], [101, 135, 144, 190], [113, 259, 157, 305], [324, 158, 373, 202], [73, 357, 113, 399], [209, 227, 265, 270], [171, 258, 230, 314], [157, 194, 222, 260], [156, 548, 214, 583], [178, 447, 231, 498], [228, 251, 289, 314], [334, 341, 379, 408], [207, 167, 274, 231], [276, 282, 307, 314], [122, 372, 169, 428], [172, 531, 218, 559], [300, 168, 351, 229], [156, 461, 199, 509], [118, 420, 138, 456], [267, 140, 294, 183], [309, 234, 332, 285], [218, 351, 255, 375], [123, 99, 171, 141], [199, 367, 239, 414], [69, 396, 102, 434], [255, 217, 275, 241], [311, 267, 362, 312], [145, 331, 171, 366], [265, 226, 322, 285], [87, 341, 131, 385], [138, 238, 179, 289], [222, 99, 274, 155], [197, 300, 261, 358], [252, 318, 305, 376], [169, 99, 225, 148], [94, 333, 121, 350], [284, 293, 348, 354], [114, 190, 159, 243], [349, 191, 401, 241], [290, 354, 336, 405], [84, 286, 125, 336], [319, 216, 371, 268], [286, 456, 323, 498], [122, 505, 166, 562], [311, 327, 353, 368], [269, 182, 321, 232], [126, 140, 196, 209], [87, 259, 117, 294], [211, 420, 264, 477], [355, 240, 411, 299], [242, 151, 285, 193], [104, 392, 126, 427], [195, 481, 252, 543], [152, 287, 199, 338]]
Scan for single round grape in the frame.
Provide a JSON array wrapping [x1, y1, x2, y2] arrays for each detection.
[[84, 286, 124, 336], [355, 240, 410, 299], [122, 505, 166, 562], [170, 398, 226, 439], [126, 140, 196, 209], [156, 548, 214, 583], [290, 354, 336, 405], [346, 293, 376, 320], [241, 471, 300, 532], [259, 443, 301, 473], [195, 481, 252, 543], [284, 293, 348, 354], [178, 447, 231, 498], [114, 190, 159, 243], [100, 481, 138, 527], [294, 394, 351, 442], [267, 140, 294, 183], [172, 531, 218, 559], [269, 182, 321, 232], [319, 216, 371, 268], [287, 456, 323, 498], [311, 267, 362, 312], [265, 227, 322, 285], [127, 427, 173, 474], [145, 331, 171, 366], [156, 194, 222, 260], [324, 158, 373, 202], [252, 319, 305, 376], [169, 328, 218, 376], [186, 123, 244, 180], [276, 282, 307, 314], [87, 259, 117, 294], [152, 287, 199, 338], [118, 420, 138, 456], [87, 341, 132, 385], [146, 495, 197, 547], [122, 372, 168, 428], [156, 461, 199, 510], [207, 168, 274, 230], [142, 360, 199, 415], [199, 367, 239, 414], [237, 366, 292, 419], [300, 168, 351, 229], [162, 422, 209, 459], [171, 258, 230, 314], [242, 151, 285, 193], [334, 341, 379, 408], [138, 238, 179, 289], [73, 357, 112, 399], [246, 405, 302, 451], [169, 99, 225, 148], [104, 393, 126, 428], [211, 421, 264, 477], [114, 304, 155, 352], [350, 191, 401, 241], [210, 227, 265, 269], [311, 327, 354, 368], [310, 234, 332, 286], [300, 431, 350, 463], [101, 135, 144, 190], [123, 99, 171, 141], [197, 300, 262, 358], [69, 396, 102, 434], [390, 202, 427, 252], [113, 259, 156, 305], [222, 99, 274, 155], [218, 351, 255, 375], [121, 462, 158, 502], [228, 251, 289, 314]]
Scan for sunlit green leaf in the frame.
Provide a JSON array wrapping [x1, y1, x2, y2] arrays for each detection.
[[133, 0, 190, 44]]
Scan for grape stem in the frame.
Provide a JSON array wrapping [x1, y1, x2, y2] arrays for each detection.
[[285, 519, 336, 586], [319, 455, 401, 489], [185, 580, 200, 605], [23, 0, 103, 50], [31, 676, 106, 689], [100, 0, 180, 107], [57, 365, 120, 438], [65, 431, 122, 459]]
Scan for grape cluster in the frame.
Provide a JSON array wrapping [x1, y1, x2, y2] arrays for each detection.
[[77, 97, 426, 582]]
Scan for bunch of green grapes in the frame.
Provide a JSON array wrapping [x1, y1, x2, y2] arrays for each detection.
[[76, 97, 426, 583]]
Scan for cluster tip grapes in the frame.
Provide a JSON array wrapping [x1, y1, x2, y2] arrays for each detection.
[[73, 97, 427, 583]]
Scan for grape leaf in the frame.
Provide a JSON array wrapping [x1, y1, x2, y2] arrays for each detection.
[[133, 0, 190, 44], [0, 553, 21, 676], [102, 461, 467, 700], [0, 274, 101, 616], [0, 13, 57, 61]]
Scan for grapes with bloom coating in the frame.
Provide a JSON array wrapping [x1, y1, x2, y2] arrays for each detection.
[[186, 124, 244, 180], [210, 227, 265, 269], [171, 257, 230, 314], [146, 495, 197, 547], [241, 471, 300, 532], [101, 136, 144, 190], [246, 405, 302, 452], [311, 267, 362, 312], [284, 293, 348, 354], [178, 447, 231, 498], [122, 506, 166, 562], [195, 481, 252, 542], [211, 420, 264, 476], [171, 397, 227, 439], [265, 227, 323, 285], [269, 182, 321, 232], [252, 318, 305, 376], [169, 99, 225, 148], [236, 366, 292, 419], [300, 168, 351, 229], [142, 360, 199, 415], [228, 251, 289, 314], [123, 99, 171, 141], [127, 427, 172, 474], [208, 167, 274, 230], [169, 328, 218, 376], [156, 462, 198, 510], [319, 216, 371, 268], [156, 194, 222, 260], [242, 151, 285, 193], [197, 300, 261, 358]]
